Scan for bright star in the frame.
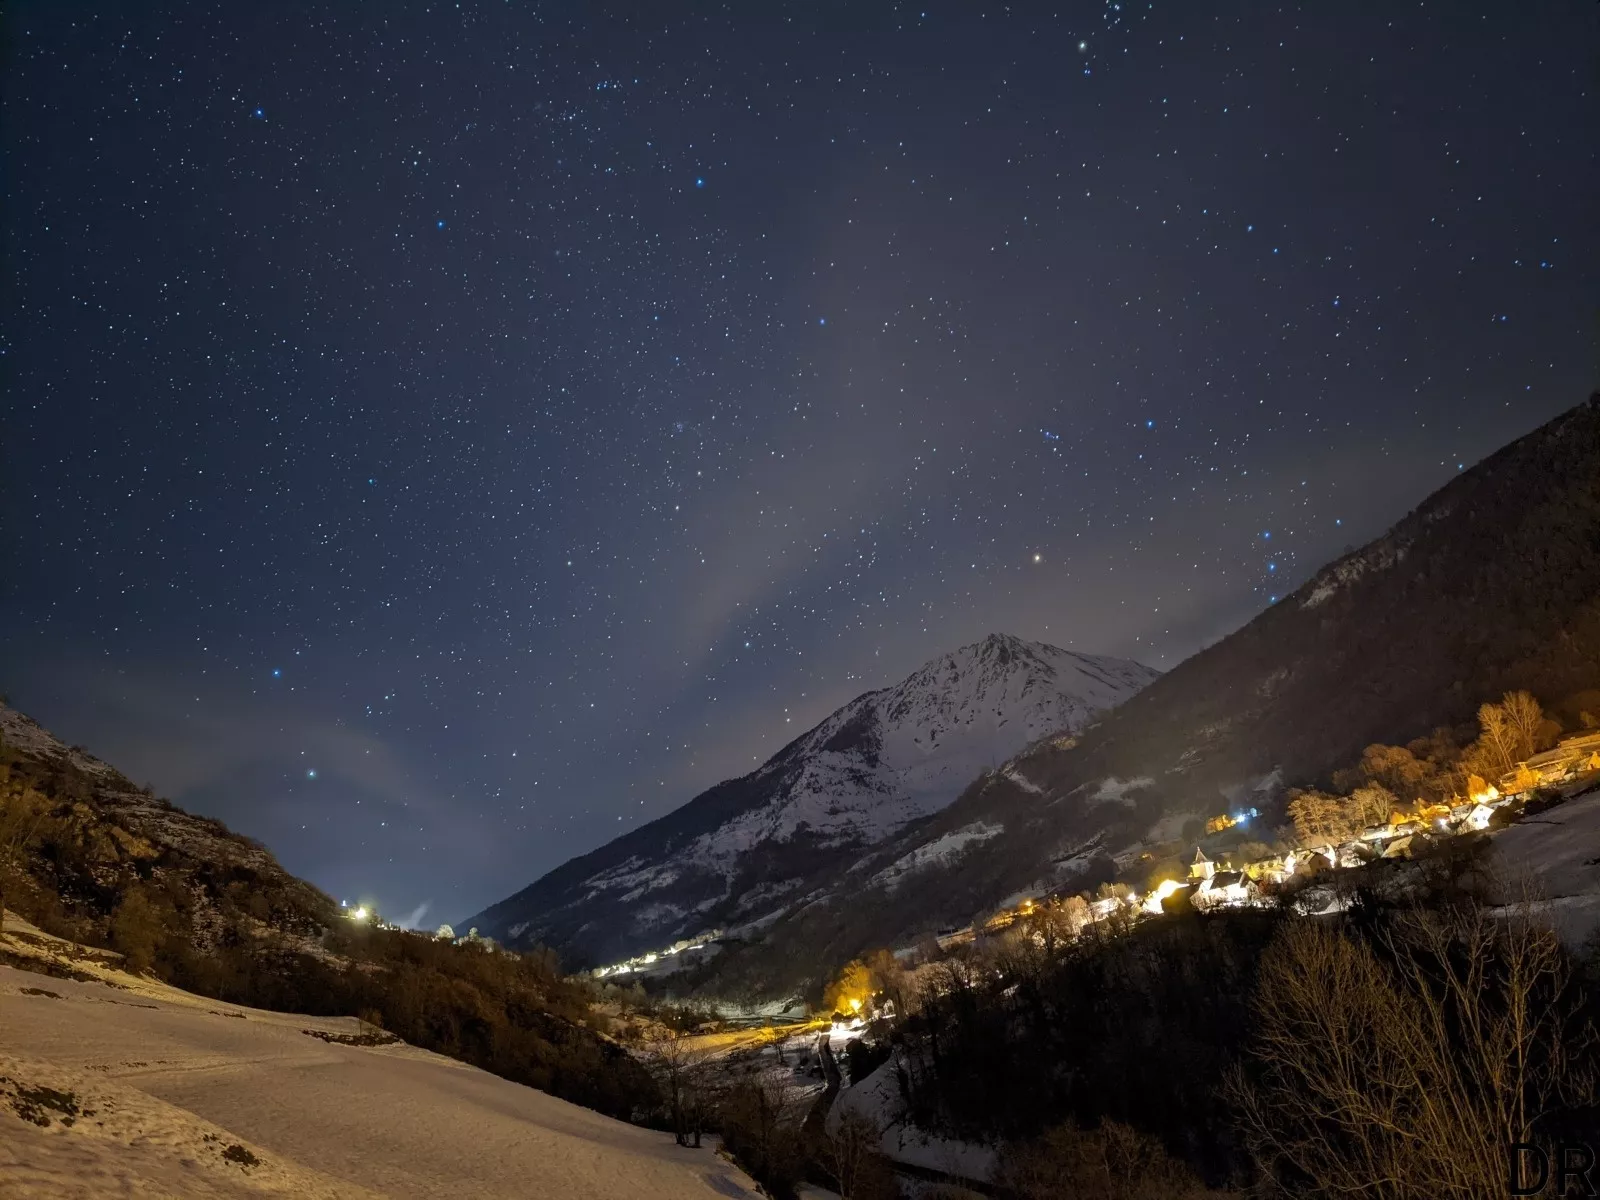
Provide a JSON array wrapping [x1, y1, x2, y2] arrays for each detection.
[[1032, 553, 1042, 563], [306, 769, 317, 779]]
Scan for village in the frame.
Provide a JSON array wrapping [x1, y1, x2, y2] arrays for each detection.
[[968, 727, 1600, 943]]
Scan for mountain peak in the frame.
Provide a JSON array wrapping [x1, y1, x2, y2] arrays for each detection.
[[976, 630, 1028, 651], [970, 631, 1047, 664]]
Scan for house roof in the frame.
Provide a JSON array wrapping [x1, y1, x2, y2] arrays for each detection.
[[1192, 847, 1210, 863], [1525, 748, 1570, 768], [1209, 871, 1245, 889]]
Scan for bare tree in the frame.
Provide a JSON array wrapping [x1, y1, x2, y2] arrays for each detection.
[[1009, 896, 1085, 966], [719, 1067, 806, 1193], [1470, 692, 1546, 781], [1354, 743, 1431, 803], [1349, 783, 1397, 828], [644, 1030, 715, 1147], [1288, 788, 1358, 844], [825, 1108, 887, 1200], [1501, 690, 1548, 761], [1227, 900, 1595, 1197], [864, 947, 909, 1017], [1473, 699, 1519, 779]]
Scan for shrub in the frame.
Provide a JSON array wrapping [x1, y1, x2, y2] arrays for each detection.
[[1002, 1119, 1237, 1200]]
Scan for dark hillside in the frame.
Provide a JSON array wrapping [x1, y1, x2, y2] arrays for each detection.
[[1046, 391, 1600, 794]]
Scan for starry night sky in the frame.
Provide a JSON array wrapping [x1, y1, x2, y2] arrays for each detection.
[[3, 2, 1594, 927]]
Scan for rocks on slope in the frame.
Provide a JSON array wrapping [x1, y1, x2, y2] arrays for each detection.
[[0, 703, 335, 950]]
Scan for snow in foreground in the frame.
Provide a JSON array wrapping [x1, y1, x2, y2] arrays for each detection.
[[0, 931, 759, 1198], [1491, 786, 1600, 946]]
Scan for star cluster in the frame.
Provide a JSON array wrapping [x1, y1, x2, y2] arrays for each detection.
[[2, 2, 1593, 923]]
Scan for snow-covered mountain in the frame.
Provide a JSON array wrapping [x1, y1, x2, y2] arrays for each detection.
[[466, 634, 1158, 966]]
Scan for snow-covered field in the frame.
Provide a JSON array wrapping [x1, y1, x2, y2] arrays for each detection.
[[0, 919, 761, 1199], [1491, 786, 1600, 946], [828, 1057, 995, 1186]]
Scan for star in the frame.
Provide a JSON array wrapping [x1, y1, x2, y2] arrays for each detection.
[[4, 0, 1586, 938]]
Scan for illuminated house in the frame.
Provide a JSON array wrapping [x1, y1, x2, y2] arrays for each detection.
[[1195, 870, 1254, 909], [1241, 855, 1287, 882]]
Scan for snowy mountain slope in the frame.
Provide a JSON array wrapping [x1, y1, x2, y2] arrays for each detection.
[[467, 634, 1158, 966]]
